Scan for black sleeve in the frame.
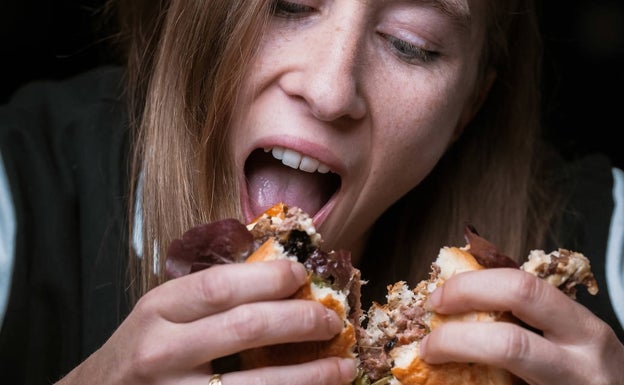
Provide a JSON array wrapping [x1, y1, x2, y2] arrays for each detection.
[[551, 153, 624, 342], [0, 66, 132, 384]]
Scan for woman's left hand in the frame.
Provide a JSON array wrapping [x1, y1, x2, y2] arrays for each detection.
[[419, 268, 624, 385]]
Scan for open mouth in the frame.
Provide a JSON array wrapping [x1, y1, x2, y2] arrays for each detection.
[[244, 147, 341, 219]]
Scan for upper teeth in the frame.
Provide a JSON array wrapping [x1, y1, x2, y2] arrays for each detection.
[[264, 147, 331, 174]]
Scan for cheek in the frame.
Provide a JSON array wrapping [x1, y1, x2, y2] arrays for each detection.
[[229, 33, 287, 148], [369, 83, 466, 194]]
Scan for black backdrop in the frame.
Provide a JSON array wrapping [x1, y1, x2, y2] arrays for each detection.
[[1, 1, 623, 168]]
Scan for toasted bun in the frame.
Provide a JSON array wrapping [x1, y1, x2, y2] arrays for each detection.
[[357, 246, 514, 385], [240, 270, 357, 368], [390, 247, 513, 385], [391, 352, 513, 385], [427, 247, 501, 329], [244, 237, 292, 263], [240, 204, 360, 369]]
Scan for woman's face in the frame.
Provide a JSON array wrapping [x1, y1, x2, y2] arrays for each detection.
[[231, 0, 488, 256]]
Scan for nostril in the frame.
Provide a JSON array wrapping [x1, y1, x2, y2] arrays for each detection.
[[306, 80, 366, 122], [278, 53, 366, 122]]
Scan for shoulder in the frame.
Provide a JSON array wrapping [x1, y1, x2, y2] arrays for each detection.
[[1, 66, 125, 134], [0, 65, 129, 189], [0, 65, 130, 212], [5, 65, 124, 106]]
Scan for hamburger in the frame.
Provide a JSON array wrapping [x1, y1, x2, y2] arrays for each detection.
[[239, 203, 363, 367], [165, 204, 598, 384], [165, 203, 363, 366], [354, 226, 598, 385]]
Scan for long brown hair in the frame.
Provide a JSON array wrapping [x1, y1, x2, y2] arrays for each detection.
[[110, 0, 559, 302], [109, 0, 274, 301]]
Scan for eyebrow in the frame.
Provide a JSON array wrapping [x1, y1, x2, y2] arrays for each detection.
[[407, 0, 473, 32]]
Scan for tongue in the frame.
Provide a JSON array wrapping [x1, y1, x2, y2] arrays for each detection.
[[246, 153, 335, 218]]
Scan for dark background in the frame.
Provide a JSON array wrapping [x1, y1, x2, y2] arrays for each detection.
[[1, 1, 623, 168]]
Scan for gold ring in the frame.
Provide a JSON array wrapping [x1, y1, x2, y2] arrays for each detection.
[[208, 374, 222, 385]]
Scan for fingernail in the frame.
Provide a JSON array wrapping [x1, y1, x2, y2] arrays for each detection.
[[425, 287, 442, 311], [419, 335, 430, 357], [290, 262, 307, 285], [325, 308, 343, 334], [338, 358, 357, 382]]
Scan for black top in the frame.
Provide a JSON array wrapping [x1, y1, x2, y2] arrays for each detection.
[[0, 67, 621, 384], [0, 66, 131, 383]]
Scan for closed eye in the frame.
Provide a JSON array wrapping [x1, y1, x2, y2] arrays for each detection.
[[271, 0, 316, 19], [381, 33, 439, 64]]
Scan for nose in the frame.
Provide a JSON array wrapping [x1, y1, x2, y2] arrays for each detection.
[[280, 15, 367, 122]]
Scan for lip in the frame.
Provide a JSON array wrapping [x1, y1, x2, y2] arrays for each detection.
[[239, 135, 345, 225]]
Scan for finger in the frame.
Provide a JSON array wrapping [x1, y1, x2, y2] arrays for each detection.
[[428, 268, 598, 341], [140, 260, 307, 323], [223, 357, 357, 385], [420, 321, 572, 385], [166, 299, 344, 367]]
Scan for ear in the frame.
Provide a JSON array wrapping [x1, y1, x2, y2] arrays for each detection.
[[451, 68, 497, 141]]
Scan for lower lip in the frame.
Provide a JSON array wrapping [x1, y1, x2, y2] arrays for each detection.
[[240, 188, 256, 224], [311, 197, 337, 228]]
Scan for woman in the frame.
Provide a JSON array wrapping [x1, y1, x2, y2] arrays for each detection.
[[0, 0, 622, 384]]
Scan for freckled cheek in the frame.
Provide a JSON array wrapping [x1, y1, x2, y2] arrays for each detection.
[[378, 130, 444, 194], [372, 102, 460, 189]]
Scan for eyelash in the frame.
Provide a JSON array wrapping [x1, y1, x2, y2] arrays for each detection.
[[271, 0, 315, 19], [382, 33, 439, 64], [270, 1, 439, 65]]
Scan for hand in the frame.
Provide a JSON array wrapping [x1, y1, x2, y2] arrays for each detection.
[[56, 260, 357, 385], [419, 268, 624, 385]]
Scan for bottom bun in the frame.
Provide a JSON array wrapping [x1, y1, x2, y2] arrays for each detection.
[[240, 273, 358, 368], [390, 342, 513, 385], [356, 246, 515, 385]]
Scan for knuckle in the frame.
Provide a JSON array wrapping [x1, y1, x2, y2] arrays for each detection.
[[298, 302, 330, 336], [134, 289, 155, 311], [223, 301, 331, 347], [500, 326, 531, 362], [116, 301, 174, 382], [512, 272, 543, 304], [586, 317, 615, 345], [226, 305, 269, 346], [126, 340, 166, 382], [133, 290, 160, 320], [197, 268, 235, 308], [294, 302, 334, 337]]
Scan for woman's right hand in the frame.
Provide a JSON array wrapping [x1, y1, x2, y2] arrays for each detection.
[[56, 259, 357, 385]]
